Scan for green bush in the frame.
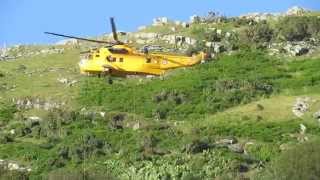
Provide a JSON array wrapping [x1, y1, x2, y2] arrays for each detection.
[[307, 17, 320, 38], [46, 169, 116, 180], [258, 140, 320, 180], [278, 16, 320, 41], [0, 102, 17, 124], [245, 143, 279, 162], [246, 22, 274, 43], [185, 41, 206, 56], [0, 167, 29, 180]]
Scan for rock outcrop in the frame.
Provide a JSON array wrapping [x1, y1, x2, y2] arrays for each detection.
[[286, 6, 310, 16], [14, 97, 65, 110], [292, 97, 310, 118], [0, 159, 31, 172]]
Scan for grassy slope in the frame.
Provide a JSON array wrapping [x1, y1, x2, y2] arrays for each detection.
[[0, 13, 320, 178], [1, 48, 320, 178], [0, 49, 80, 105]]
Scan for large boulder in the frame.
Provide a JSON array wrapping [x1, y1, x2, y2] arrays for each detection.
[[134, 32, 159, 39], [292, 97, 310, 118], [286, 6, 309, 16], [185, 37, 197, 46], [14, 97, 65, 110], [56, 38, 78, 46], [228, 144, 244, 153], [152, 17, 169, 26], [183, 140, 212, 154], [205, 42, 225, 53], [286, 44, 309, 56], [215, 137, 238, 146], [313, 111, 320, 122], [190, 15, 201, 23]]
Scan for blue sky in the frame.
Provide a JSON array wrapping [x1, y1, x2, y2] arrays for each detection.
[[1, 0, 319, 46]]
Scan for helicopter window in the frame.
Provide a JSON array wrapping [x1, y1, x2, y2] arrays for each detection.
[[88, 54, 93, 60], [146, 58, 151, 63], [106, 55, 112, 62], [108, 48, 129, 54], [95, 54, 100, 58], [112, 57, 117, 62], [119, 58, 124, 62]]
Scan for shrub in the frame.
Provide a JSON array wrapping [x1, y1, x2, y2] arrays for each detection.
[[190, 26, 207, 40], [233, 18, 254, 27], [277, 16, 320, 41], [258, 140, 320, 180], [307, 17, 320, 38], [0, 134, 14, 144], [256, 104, 264, 111], [47, 169, 115, 180], [185, 41, 206, 56], [0, 102, 17, 124], [0, 167, 29, 180], [246, 22, 274, 43], [245, 143, 279, 162]]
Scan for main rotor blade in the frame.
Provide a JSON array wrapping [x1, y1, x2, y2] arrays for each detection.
[[110, 17, 119, 42], [44, 32, 113, 44]]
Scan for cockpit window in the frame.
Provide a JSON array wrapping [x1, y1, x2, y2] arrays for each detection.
[[108, 48, 129, 54], [106, 56, 112, 62]]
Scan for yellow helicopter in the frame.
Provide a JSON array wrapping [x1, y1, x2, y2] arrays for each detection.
[[45, 18, 206, 77]]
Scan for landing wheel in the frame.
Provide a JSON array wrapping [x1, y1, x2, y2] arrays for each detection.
[[106, 76, 113, 85]]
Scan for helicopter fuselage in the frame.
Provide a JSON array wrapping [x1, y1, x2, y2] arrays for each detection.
[[79, 45, 206, 76]]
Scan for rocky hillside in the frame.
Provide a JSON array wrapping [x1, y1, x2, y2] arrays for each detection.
[[2, 7, 319, 61], [0, 6, 320, 180]]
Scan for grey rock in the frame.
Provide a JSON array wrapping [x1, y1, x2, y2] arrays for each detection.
[[283, 42, 310, 56], [300, 123, 307, 134], [136, 39, 146, 44], [213, 43, 225, 53], [134, 32, 159, 39], [14, 97, 64, 111], [190, 15, 201, 23], [240, 12, 275, 22], [279, 143, 291, 151], [228, 144, 244, 153], [153, 17, 169, 26], [184, 140, 212, 154], [291, 45, 309, 56], [57, 78, 78, 87], [56, 39, 78, 45], [286, 6, 309, 16], [185, 37, 197, 46], [182, 22, 190, 28], [292, 97, 310, 118], [216, 29, 222, 35], [216, 137, 238, 145], [0, 160, 31, 172], [175, 21, 182, 26], [313, 111, 320, 122]]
